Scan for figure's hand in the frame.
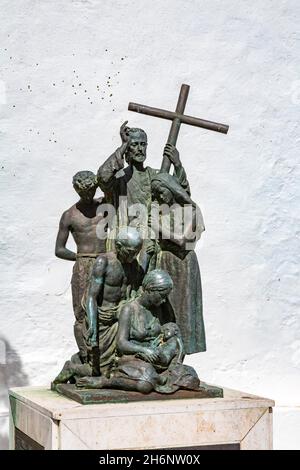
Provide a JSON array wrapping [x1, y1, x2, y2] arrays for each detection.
[[120, 120, 130, 144], [163, 143, 181, 167], [137, 347, 159, 363], [86, 326, 97, 348], [152, 335, 163, 348], [145, 239, 158, 256]]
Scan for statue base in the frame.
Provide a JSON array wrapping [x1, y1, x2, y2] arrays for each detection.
[[52, 381, 223, 405], [9, 385, 274, 450]]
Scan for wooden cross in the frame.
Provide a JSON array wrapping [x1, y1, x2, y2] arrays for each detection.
[[128, 84, 229, 172]]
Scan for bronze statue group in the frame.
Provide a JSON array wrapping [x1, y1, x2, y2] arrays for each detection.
[[53, 122, 206, 394]]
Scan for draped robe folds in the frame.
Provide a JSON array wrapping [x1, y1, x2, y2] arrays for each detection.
[[71, 256, 96, 358], [98, 153, 158, 253], [111, 301, 200, 393], [97, 303, 119, 369], [98, 152, 206, 355], [157, 245, 206, 354], [152, 168, 206, 354]]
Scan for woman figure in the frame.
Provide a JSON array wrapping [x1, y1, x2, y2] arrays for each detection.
[[77, 269, 199, 393], [150, 145, 206, 355]]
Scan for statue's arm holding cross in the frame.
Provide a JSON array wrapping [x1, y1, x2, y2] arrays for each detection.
[[163, 143, 191, 194]]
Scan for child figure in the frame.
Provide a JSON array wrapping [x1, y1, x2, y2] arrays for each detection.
[[136, 322, 185, 370]]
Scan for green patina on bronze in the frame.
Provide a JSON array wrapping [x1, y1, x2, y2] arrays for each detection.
[[52, 84, 229, 401], [55, 382, 223, 405]]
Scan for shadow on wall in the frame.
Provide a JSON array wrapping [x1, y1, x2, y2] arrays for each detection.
[[0, 336, 29, 450]]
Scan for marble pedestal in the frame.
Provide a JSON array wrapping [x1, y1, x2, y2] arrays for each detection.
[[9, 385, 274, 450]]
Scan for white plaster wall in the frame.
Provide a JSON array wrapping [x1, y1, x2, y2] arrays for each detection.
[[0, 0, 299, 449]]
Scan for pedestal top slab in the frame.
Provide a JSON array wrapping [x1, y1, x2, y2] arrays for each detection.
[[9, 385, 275, 421]]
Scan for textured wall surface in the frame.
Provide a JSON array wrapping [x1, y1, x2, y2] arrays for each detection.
[[0, 0, 299, 449]]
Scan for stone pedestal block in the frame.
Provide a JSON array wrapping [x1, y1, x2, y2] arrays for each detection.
[[9, 385, 274, 450]]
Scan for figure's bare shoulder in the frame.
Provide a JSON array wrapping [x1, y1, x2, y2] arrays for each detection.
[[93, 254, 108, 277], [119, 299, 137, 319], [92, 251, 116, 277], [58, 204, 77, 228], [60, 203, 79, 224]]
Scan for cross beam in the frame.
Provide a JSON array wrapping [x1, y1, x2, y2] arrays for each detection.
[[128, 84, 229, 172]]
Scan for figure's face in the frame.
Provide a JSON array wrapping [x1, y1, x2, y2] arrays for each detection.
[[117, 244, 140, 263], [155, 187, 173, 205], [163, 326, 172, 339], [75, 186, 96, 204], [127, 136, 147, 164], [162, 324, 177, 339], [147, 288, 170, 307]]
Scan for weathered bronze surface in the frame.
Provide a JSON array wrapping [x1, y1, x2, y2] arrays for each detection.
[[52, 84, 229, 401], [53, 227, 144, 382], [129, 100, 229, 133], [55, 170, 108, 362], [54, 382, 223, 405], [129, 83, 229, 173]]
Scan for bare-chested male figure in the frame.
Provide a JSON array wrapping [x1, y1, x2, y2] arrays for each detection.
[[84, 226, 144, 369], [52, 227, 144, 386], [55, 170, 108, 362]]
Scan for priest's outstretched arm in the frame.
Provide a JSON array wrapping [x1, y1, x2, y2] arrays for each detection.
[[97, 122, 129, 192]]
